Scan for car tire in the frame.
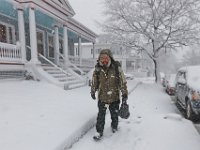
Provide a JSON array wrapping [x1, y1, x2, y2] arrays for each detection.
[[174, 93, 183, 112], [186, 101, 197, 121]]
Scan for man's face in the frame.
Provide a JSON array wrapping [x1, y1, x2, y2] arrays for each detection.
[[100, 54, 110, 66]]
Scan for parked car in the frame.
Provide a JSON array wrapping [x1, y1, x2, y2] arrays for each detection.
[[161, 77, 167, 87], [160, 72, 169, 87], [175, 65, 200, 121], [165, 74, 176, 95], [124, 73, 134, 80]]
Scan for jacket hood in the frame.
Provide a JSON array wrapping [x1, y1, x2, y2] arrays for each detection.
[[98, 49, 114, 61]]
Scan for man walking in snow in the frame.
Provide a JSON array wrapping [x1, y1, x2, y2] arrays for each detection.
[[91, 49, 128, 140]]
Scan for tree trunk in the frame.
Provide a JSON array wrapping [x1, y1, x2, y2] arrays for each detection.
[[153, 59, 158, 83]]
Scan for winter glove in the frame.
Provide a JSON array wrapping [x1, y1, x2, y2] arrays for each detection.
[[91, 92, 96, 100], [122, 94, 128, 104]]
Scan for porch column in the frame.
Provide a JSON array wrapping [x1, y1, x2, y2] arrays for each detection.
[[29, 6, 39, 63], [78, 36, 82, 66], [17, 6, 26, 63], [92, 42, 95, 59], [122, 59, 127, 73], [92, 42, 96, 66], [63, 25, 69, 68], [54, 25, 59, 65]]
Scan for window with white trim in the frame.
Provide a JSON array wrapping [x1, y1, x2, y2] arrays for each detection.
[[0, 22, 15, 44]]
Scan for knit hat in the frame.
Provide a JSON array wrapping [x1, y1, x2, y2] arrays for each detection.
[[98, 49, 114, 61]]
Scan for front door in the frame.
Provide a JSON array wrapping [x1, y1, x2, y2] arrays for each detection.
[[36, 30, 45, 56]]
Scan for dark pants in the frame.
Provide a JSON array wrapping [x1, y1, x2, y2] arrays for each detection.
[[96, 100, 120, 134]]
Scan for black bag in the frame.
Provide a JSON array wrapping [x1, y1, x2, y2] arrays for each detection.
[[119, 103, 130, 119]]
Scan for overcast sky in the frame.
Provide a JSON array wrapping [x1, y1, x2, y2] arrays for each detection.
[[68, 0, 104, 34]]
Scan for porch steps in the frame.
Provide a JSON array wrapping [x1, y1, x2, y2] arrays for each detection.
[[41, 65, 86, 90], [0, 70, 26, 80]]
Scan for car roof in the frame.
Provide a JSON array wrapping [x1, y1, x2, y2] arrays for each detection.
[[178, 65, 200, 72], [178, 65, 200, 91]]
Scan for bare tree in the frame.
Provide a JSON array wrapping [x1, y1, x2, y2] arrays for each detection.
[[102, 0, 200, 82]]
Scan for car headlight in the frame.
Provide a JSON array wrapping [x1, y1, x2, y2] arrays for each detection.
[[191, 90, 200, 101]]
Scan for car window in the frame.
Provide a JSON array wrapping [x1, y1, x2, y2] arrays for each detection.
[[177, 71, 185, 79]]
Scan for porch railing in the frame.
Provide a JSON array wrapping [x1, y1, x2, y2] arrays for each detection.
[[58, 53, 85, 75], [0, 42, 22, 63], [68, 55, 96, 68]]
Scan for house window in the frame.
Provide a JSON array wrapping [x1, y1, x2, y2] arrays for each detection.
[[91, 48, 93, 55], [76, 48, 79, 56], [0, 23, 15, 44], [48, 35, 54, 58], [37, 31, 44, 55], [97, 48, 102, 53], [8, 27, 14, 44], [0, 24, 7, 43], [59, 38, 63, 54]]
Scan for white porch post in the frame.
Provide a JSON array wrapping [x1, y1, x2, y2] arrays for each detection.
[[92, 42, 95, 59], [29, 6, 39, 63], [63, 25, 69, 68], [122, 59, 127, 73], [78, 36, 82, 66], [54, 25, 59, 65], [17, 6, 26, 63]]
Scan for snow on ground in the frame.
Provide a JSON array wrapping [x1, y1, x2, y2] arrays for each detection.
[[0, 80, 97, 150], [0, 78, 200, 150], [70, 81, 200, 150]]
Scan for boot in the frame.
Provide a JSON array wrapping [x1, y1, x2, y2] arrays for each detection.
[[93, 132, 103, 141], [112, 127, 118, 133]]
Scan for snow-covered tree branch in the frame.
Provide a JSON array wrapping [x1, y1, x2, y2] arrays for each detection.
[[102, 0, 200, 82]]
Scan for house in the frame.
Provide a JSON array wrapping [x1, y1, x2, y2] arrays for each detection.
[[74, 42, 128, 72], [74, 42, 152, 75], [0, 0, 97, 89]]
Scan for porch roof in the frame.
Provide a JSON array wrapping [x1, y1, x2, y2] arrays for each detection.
[[13, 0, 97, 42]]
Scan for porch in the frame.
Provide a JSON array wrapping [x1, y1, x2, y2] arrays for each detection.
[[0, 0, 97, 89], [0, 41, 95, 88]]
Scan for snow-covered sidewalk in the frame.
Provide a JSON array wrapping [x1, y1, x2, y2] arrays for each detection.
[[70, 82, 200, 150], [1, 79, 200, 150], [0, 80, 139, 150]]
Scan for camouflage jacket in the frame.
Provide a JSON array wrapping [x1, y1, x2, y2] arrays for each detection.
[[91, 61, 128, 104]]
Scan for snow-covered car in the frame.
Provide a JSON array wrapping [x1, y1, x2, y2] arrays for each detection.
[[160, 72, 167, 87], [161, 73, 170, 87], [165, 74, 176, 95], [175, 65, 200, 121], [161, 77, 167, 87], [124, 73, 134, 80]]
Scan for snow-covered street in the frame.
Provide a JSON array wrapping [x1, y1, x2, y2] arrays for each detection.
[[0, 78, 200, 150]]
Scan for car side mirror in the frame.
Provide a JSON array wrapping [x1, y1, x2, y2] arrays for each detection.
[[177, 77, 186, 85]]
